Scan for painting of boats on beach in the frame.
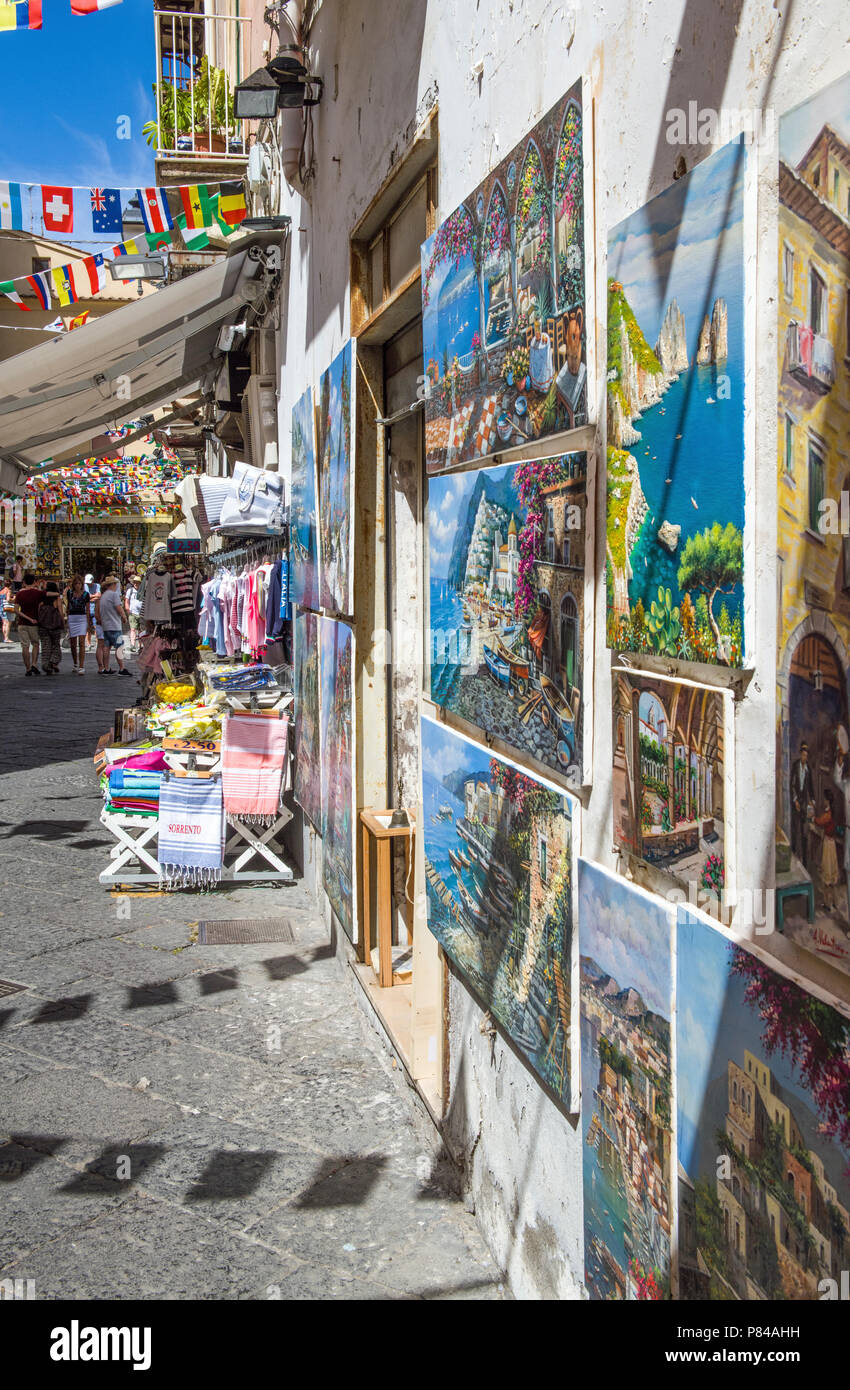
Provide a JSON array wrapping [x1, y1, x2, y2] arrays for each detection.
[[606, 138, 745, 669], [317, 341, 355, 616], [294, 609, 322, 833], [422, 80, 586, 474], [290, 386, 320, 611], [321, 617, 354, 941], [579, 860, 673, 1300], [677, 911, 850, 1300], [428, 454, 587, 785], [421, 714, 577, 1108]]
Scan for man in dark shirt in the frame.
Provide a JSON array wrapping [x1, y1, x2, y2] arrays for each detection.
[[14, 571, 44, 675]]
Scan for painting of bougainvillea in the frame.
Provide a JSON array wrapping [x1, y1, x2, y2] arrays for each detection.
[[677, 912, 850, 1300], [422, 80, 586, 473], [421, 714, 577, 1108], [428, 452, 587, 785]]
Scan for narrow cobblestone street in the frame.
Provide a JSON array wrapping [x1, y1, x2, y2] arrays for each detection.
[[0, 646, 504, 1301]]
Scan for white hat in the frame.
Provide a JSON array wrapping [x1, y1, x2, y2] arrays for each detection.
[[84, 573, 94, 583]]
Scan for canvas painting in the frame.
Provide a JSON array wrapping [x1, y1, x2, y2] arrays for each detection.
[[294, 608, 322, 833], [320, 617, 354, 940], [775, 72, 850, 976], [422, 81, 586, 474], [317, 340, 354, 616], [613, 668, 729, 904], [290, 386, 319, 611], [428, 453, 587, 783], [677, 911, 850, 1300], [579, 860, 673, 1301], [606, 138, 745, 669], [421, 714, 577, 1107]]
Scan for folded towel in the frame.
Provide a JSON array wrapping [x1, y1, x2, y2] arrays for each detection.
[[109, 769, 163, 792], [157, 775, 225, 886], [111, 750, 169, 773], [221, 713, 288, 823]]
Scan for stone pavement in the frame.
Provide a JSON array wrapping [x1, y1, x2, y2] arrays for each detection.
[[0, 642, 505, 1300]]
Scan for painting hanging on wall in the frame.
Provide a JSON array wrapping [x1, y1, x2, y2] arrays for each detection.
[[421, 714, 577, 1108], [677, 910, 850, 1300], [775, 71, 850, 977], [421, 80, 586, 474], [317, 340, 355, 616], [606, 137, 745, 669], [428, 453, 588, 784], [612, 668, 731, 906], [579, 860, 673, 1301], [320, 617, 354, 940], [294, 608, 322, 833], [290, 386, 320, 611]]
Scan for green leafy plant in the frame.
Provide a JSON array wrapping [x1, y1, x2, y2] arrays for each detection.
[[677, 522, 743, 666], [143, 57, 236, 147], [645, 585, 681, 655]]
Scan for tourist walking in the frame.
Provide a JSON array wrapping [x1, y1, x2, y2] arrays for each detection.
[[10, 556, 24, 593], [95, 576, 131, 678], [0, 576, 13, 644], [125, 573, 142, 653], [37, 582, 64, 674], [85, 573, 100, 654], [64, 573, 91, 674], [14, 571, 44, 675]]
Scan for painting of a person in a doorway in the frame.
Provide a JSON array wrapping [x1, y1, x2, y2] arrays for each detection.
[[812, 788, 840, 915], [789, 741, 813, 867]]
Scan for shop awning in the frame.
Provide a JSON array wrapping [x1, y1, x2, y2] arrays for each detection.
[[527, 606, 550, 659], [0, 244, 269, 495]]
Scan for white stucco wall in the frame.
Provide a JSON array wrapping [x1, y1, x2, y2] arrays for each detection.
[[275, 0, 850, 1299]]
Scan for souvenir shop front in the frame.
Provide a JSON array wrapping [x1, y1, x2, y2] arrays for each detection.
[[38, 514, 178, 581]]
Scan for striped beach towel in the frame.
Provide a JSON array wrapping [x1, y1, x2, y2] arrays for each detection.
[[221, 713, 289, 823], [157, 774, 225, 886]]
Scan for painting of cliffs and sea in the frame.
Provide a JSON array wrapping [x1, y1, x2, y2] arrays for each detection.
[[422, 81, 586, 473], [579, 861, 673, 1300], [428, 454, 588, 785], [677, 911, 850, 1300], [317, 341, 355, 617], [606, 138, 745, 669], [422, 715, 577, 1108], [320, 618, 354, 941], [294, 609, 322, 833], [290, 386, 320, 611]]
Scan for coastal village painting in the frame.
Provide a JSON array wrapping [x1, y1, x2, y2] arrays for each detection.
[[422, 81, 586, 474], [320, 618, 354, 941], [606, 138, 745, 669], [290, 385, 320, 611], [613, 669, 729, 904], [677, 912, 850, 1300], [421, 715, 577, 1107], [774, 72, 850, 977], [428, 454, 587, 783], [294, 609, 322, 833], [317, 341, 355, 616], [579, 861, 673, 1300]]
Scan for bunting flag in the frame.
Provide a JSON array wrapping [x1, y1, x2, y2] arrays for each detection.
[[0, 1, 42, 30], [26, 269, 50, 308], [50, 264, 77, 307], [137, 186, 173, 235], [218, 181, 247, 226], [68, 310, 90, 329], [175, 212, 210, 251], [70, 252, 105, 299], [179, 183, 214, 230], [90, 186, 121, 235], [71, 0, 121, 10], [0, 278, 30, 309], [44, 315, 64, 331], [145, 229, 172, 251], [0, 180, 23, 229], [42, 184, 73, 233]]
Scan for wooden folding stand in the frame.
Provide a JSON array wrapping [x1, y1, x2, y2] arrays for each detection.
[[99, 809, 161, 885], [360, 808, 416, 988]]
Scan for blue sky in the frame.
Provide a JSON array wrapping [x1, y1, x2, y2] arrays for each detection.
[[578, 859, 672, 1020], [0, 0, 154, 251], [780, 70, 850, 168], [607, 138, 744, 352]]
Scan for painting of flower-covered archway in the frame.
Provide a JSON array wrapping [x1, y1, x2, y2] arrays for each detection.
[[422, 79, 586, 474]]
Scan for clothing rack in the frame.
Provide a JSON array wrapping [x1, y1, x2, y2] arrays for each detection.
[[209, 533, 289, 570]]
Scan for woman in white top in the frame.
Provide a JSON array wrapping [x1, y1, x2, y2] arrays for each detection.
[[125, 575, 143, 652]]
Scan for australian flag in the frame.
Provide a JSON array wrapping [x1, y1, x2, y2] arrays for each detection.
[[90, 187, 122, 236]]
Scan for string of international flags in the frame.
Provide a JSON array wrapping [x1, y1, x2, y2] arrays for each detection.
[[0, 180, 247, 311], [0, 1, 121, 33]]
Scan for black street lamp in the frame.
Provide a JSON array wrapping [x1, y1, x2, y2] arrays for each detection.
[[234, 45, 323, 119]]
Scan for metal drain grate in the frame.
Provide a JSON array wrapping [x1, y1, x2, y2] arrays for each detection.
[[0, 980, 26, 997], [197, 919, 295, 945]]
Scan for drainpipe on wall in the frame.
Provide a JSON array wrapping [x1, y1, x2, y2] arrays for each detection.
[[279, 0, 307, 189]]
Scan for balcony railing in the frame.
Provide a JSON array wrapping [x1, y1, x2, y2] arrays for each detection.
[[787, 321, 835, 394], [152, 7, 251, 162]]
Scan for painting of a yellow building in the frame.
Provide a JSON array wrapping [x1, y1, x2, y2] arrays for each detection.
[[776, 71, 850, 974]]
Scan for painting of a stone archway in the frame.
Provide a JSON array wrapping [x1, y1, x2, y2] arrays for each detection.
[[421, 79, 586, 474], [613, 668, 731, 909]]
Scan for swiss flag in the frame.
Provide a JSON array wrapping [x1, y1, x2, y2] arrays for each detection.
[[42, 185, 74, 234]]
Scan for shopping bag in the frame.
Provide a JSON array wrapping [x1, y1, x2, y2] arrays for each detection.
[[217, 460, 286, 534]]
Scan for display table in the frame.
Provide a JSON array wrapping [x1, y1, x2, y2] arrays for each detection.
[[360, 808, 416, 987], [98, 805, 293, 887]]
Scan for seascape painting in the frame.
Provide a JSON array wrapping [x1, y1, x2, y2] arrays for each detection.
[[320, 617, 354, 940], [421, 714, 577, 1108], [677, 911, 850, 1300], [613, 669, 728, 904], [775, 72, 850, 976], [606, 138, 745, 669], [294, 609, 322, 833], [317, 341, 354, 616], [290, 386, 320, 611], [422, 80, 586, 473], [579, 860, 673, 1301], [428, 454, 587, 783]]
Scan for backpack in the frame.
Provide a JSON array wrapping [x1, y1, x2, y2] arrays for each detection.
[[38, 599, 62, 631]]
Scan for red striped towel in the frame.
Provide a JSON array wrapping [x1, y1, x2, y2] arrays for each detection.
[[221, 713, 289, 821]]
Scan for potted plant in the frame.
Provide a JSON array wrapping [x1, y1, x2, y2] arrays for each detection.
[[143, 57, 237, 151]]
